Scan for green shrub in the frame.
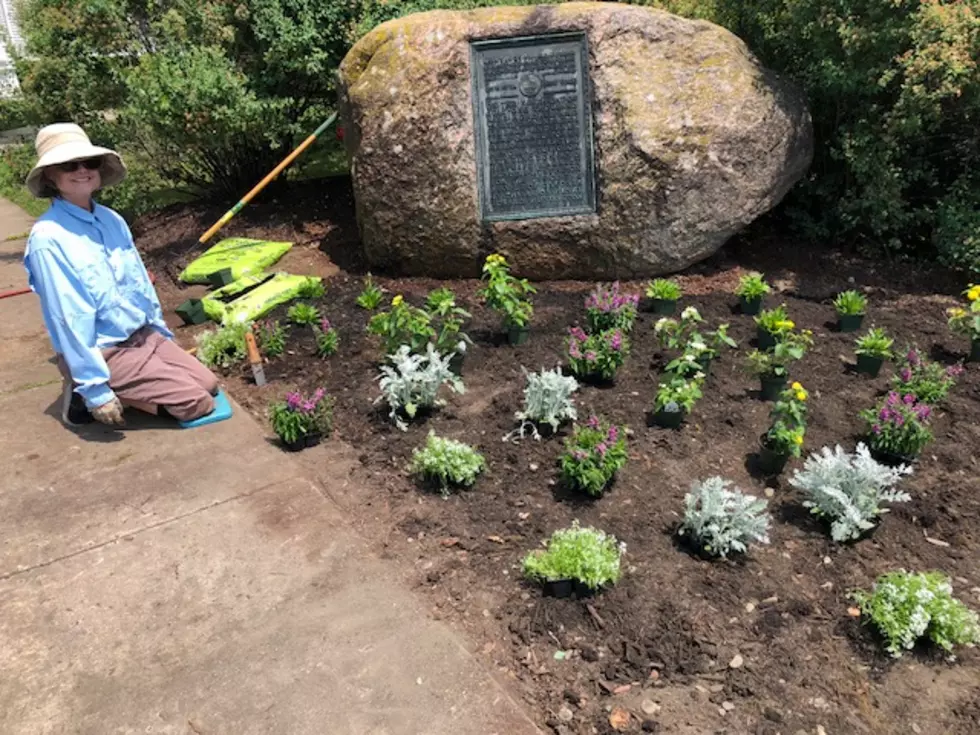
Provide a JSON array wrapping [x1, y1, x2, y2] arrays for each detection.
[[409, 432, 485, 494]]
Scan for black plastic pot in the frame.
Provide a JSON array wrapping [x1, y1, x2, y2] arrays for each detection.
[[176, 298, 208, 326], [838, 313, 865, 333], [650, 408, 686, 429], [696, 356, 713, 375], [650, 298, 677, 316], [206, 268, 235, 288], [543, 579, 574, 598], [758, 435, 790, 476], [855, 354, 884, 377], [868, 445, 916, 468], [281, 432, 321, 452], [449, 352, 465, 375], [759, 374, 787, 401], [970, 339, 980, 362], [739, 295, 763, 315], [757, 327, 777, 350], [573, 580, 599, 598], [507, 324, 530, 346]]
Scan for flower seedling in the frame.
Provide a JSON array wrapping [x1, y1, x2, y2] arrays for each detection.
[[861, 391, 933, 461], [297, 277, 325, 300], [790, 443, 912, 542], [409, 432, 485, 496], [566, 327, 629, 381], [653, 375, 703, 421], [314, 318, 339, 357], [425, 287, 473, 358], [478, 253, 536, 331], [375, 344, 464, 431], [559, 416, 628, 497], [735, 272, 771, 313], [195, 321, 250, 369], [654, 306, 704, 350], [269, 388, 333, 450], [745, 330, 813, 378], [834, 290, 867, 316], [645, 278, 682, 302], [891, 347, 962, 404], [287, 302, 321, 326], [584, 282, 640, 333], [678, 476, 771, 558], [508, 366, 578, 441], [759, 382, 809, 473], [367, 295, 435, 355], [254, 320, 286, 358], [754, 304, 795, 348], [522, 521, 625, 593], [854, 327, 894, 376], [851, 571, 979, 657], [947, 284, 980, 359], [356, 274, 384, 310]]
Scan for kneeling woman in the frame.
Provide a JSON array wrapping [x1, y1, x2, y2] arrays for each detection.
[[24, 123, 218, 426]]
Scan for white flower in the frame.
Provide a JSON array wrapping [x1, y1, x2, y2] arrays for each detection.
[[681, 307, 702, 321]]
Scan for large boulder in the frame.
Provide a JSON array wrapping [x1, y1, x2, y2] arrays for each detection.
[[337, 2, 812, 279]]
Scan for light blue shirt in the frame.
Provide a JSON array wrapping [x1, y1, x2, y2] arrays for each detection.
[[24, 197, 172, 409]]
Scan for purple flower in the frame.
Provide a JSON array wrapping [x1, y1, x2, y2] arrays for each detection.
[[286, 392, 302, 410], [946, 364, 964, 377], [906, 349, 921, 366], [607, 425, 619, 442], [610, 332, 622, 350], [879, 408, 892, 422], [569, 344, 582, 359], [587, 415, 600, 429], [915, 405, 932, 421], [894, 414, 904, 427], [596, 442, 608, 457], [886, 391, 900, 406], [320, 318, 332, 332], [573, 450, 588, 462], [586, 351, 597, 362], [900, 367, 912, 382], [570, 327, 588, 343], [313, 388, 325, 403], [872, 424, 882, 434], [903, 394, 915, 405]]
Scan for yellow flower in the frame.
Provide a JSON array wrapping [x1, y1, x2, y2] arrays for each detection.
[[791, 381, 803, 391], [796, 390, 807, 402], [948, 307, 966, 318], [965, 284, 980, 302], [793, 434, 804, 445], [486, 253, 507, 266], [775, 319, 795, 330], [392, 294, 404, 307]]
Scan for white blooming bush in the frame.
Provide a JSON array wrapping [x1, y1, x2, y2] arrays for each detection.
[[678, 477, 771, 558], [522, 521, 625, 590], [852, 571, 979, 657], [409, 432, 485, 495], [790, 443, 912, 542], [506, 366, 578, 441], [375, 344, 464, 430]]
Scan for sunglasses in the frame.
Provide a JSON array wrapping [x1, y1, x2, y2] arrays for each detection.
[[54, 157, 103, 173]]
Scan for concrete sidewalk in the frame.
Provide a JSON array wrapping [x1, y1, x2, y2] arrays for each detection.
[[0, 197, 539, 735]]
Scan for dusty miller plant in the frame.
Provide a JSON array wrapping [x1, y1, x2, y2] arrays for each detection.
[[790, 443, 912, 542], [506, 366, 578, 441], [678, 476, 771, 558], [375, 344, 464, 431]]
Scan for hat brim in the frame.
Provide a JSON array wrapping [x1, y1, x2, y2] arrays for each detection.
[[25, 142, 127, 198]]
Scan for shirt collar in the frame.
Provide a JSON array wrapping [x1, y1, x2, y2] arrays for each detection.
[[53, 196, 99, 224]]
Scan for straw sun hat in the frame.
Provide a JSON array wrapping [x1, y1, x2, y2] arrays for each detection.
[[25, 123, 127, 198]]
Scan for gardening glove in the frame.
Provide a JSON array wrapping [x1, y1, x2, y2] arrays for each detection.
[[91, 396, 126, 427]]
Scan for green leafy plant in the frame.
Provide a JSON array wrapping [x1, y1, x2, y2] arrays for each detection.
[[834, 290, 867, 316], [861, 392, 933, 459], [855, 327, 895, 359], [509, 366, 578, 441], [559, 416, 628, 497], [409, 432, 485, 495], [522, 521, 625, 590], [367, 295, 435, 354], [314, 318, 339, 357], [735, 272, 770, 300], [755, 304, 795, 335], [584, 282, 640, 333], [478, 253, 536, 328], [297, 277, 325, 300], [764, 382, 810, 457], [425, 287, 473, 356], [255, 320, 286, 358], [356, 275, 384, 310], [566, 327, 629, 381], [654, 375, 704, 414], [269, 388, 333, 446], [195, 322, 250, 369], [287, 302, 321, 326], [654, 306, 704, 350], [678, 476, 771, 558], [745, 330, 814, 378], [790, 443, 912, 542], [851, 571, 979, 658], [946, 284, 980, 340], [645, 278, 682, 301], [375, 344, 464, 431], [892, 347, 963, 404]]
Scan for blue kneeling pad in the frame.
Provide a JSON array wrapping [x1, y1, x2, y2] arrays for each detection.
[[178, 389, 233, 429]]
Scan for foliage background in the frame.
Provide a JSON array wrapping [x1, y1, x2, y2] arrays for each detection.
[[1, 0, 977, 273]]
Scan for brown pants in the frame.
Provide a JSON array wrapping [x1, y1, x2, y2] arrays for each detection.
[[60, 327, 219, 421]]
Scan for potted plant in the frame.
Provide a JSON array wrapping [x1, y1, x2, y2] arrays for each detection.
[[947, 284, 980, 361], [566, 326, 629, 383], [891, 347, 963, 404], [757, 382, 809, 475], [375, 344, 464, 431], [744, 330, 813, 400], [409, 431, 485, 496], [860, 391, 933, 465], [507, 366, 579, 441], [356, 274, 384, 310], [425, 287, 474, 374], [478, 253, 536, 345], [834, 290, 868, 332], [651, 375, 703, 428], [584, 282, 640, 333], [754, 304, 795, 350], [735, 272, 771, 315], [677, 476, 771, 558], [287, 302, 321, 326], [853, 327, 893, 377], [367, 294, 434, 355], [654, 306, 704, 350], [269, 388, 334, 452], [559, 416, 628, 497], [645, 278, 682, 315], [522, 521, 625, 598], [313, 318, 339, 357]]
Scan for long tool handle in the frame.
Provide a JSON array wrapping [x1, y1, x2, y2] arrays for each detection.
[[198, 113, 339, 244]]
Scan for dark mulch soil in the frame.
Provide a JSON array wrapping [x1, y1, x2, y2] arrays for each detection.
[[137, 179, 980, 735]]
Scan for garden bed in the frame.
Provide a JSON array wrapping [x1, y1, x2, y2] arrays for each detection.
[[137, 187, 980, 735]]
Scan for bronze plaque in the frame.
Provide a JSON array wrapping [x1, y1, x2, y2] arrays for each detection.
[[471, 33, 596, 221]]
